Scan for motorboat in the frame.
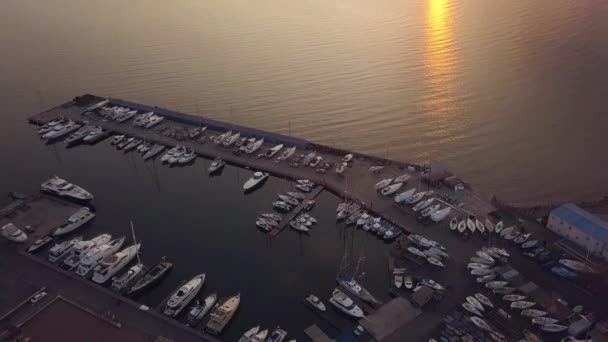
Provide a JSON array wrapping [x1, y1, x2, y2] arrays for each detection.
[[407, 247, 427, 258], [394, 174, 410, 183], [541, 324, 568, 333], [223, 132, 241, 147], [413, 198, 434, 212], [492, 287, 515, 295], [82, 127, 107, 144], [368, 165, 384, 173], [295, 184, 311, 193], [502, 294, 526, 302], [41, 176, 93, 201], [303, 199, 316, 211], [458, 220, 467, 233], [342, 154, 353, 162], [138, 142, 151, 153], [239, 326, 260, 342], [511, 301, 536, 310], [449, 217, 458, 230], [48, 236, 82, 263], [301, 152, 317, 166], [273, 201, 292, 212], [470, 257, 493, 265], [143, 144, 166, 160], [394, 188, 416, 203], [164, 274, 206, 317], [471, 268, 494, 276], [374, 178, 393, 190], [289, 221, 309, 233], [92, 244, 142, 283], [328, 288, 364, 318], [514, 233, 531, 244], [470, 316, 492, 331], [243, 172, 269, 191], [490, 247, 510, 258], [383, 229, 401, 240], [160, 146, 180, 163], [558, 259, 596, 273], [111, 135, 125, 146], [521, 309, 547, 318], [53, 207, 95, 236], [42, 121, 81, 140], [335, 162, 347, 174], [208, 158, 226, 173], [394, 274, 403, 288], [499, 226, 514, 237], [462, 302, 483, 316], [27, 236, 53, 253], [380, 182, 402, 196], [128, 258, 173, 294], [178, 148, 196, 164], [426, 257, 444, 267], [356, 213, 371, 226], [206, 293, 241, 334], [467, 263, 490, 270], [1, 223, 27, 243], [123, 138, 142, 152], [111, 263, 144, 292], [428, 247, 449, 259], [277, 146, 296, 162], [261, 213, 282, 222], [38, 116, 66, 132], [144, 115, 164, 128], [64, 125, 95, 145], [551, 266, 578, 278], [521, 240, 539, 249], [267, 328, 287, 342], [278, 195, 299, 206], [476, 251, 495, 263], [251, 329, 269, 342], [405, 191, 426, 204], [75, 237, 125, 277], [494, 221, 504, 233], [62, 234, 112, 270], [532, 317, 558, 325], [466, 217, 476, 233], [117, 137, 134, 150], [431, 206, 451, 222], [258, 217, 278, 226], [474, 293, 493, 308], [481, 246, 501, 258], [504, 232, 518, 241], [485, 218, 494, 232], [187, 292, 217, 326], [286, 191, 306, 200], [256, 220, 274, 232], [420, 278, 444, 291], [306, 294, 326, 311], [337, 277, 379, 304], [474, 219, 485, 233], [421, 204, 441, 217], [309, 156, 323, 168], [168, 146, 186, 164], [485, 281, 508, 289], [245, 138, 264, 154], [476, 274, 496, 283]]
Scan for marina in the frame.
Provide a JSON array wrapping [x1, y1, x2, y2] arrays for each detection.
[[0, 95, 605, 342]]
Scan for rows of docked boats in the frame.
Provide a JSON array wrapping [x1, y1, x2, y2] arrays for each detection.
[[99, 105, 164, 128], [37, 117, 109, 144], [376, 177, 452, 223], [405, 234, 450, 268], [238, 326, 293, 342], [256, 180, 317, 233], [336, 202, 402, 240]]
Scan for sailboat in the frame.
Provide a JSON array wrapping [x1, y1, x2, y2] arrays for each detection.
[[336, 231, 380, 305]]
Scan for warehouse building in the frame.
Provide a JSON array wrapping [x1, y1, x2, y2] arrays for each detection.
[[547, 203, 608, 260]]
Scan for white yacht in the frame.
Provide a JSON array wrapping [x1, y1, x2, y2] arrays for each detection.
[[381, 182, 403, 196], [277, 146, 296, 162], [305, 294, 326, 311], [48, 236, 82, 263], [111, 263, 144, 292], [41, 176, 93, 201], [329, 288, 364, 318], [42, 121, 81, 140], [430, 207, 451, 222], [92, 243, 141, 283], [394, 174, 411, 183], [143, 144, 166, 160], [187, 292, 217, 326], [1, 223, 27, 242], [374, 178, 393, 190], [168, 146, 186, 164], [53, 207, 95, 236], [214, 130, 232, 144], [243, 172, 269, 191], [164, 273, 206, 317], [265, 144, 284, 158], [178, 148, 196, 164], [208, 158, 226, 173], [62, 234, 112, 271], [145, 115, 164, 128], [75, 237, 125, 277], [223, 132, 241, 146], [394, 188, 416, 203], [245, 138, 264, 154], [160, 146, 180, 163]]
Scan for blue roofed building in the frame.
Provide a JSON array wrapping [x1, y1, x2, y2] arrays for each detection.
[[547, 203, 608, 260]]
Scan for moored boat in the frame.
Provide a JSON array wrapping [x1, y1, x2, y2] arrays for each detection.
[[206, 293, 241, 334], [164, 274, 206, 317], [111, 263, 144, 292], [187, 292, 217, 326], [243, 172, 269, 191], [328, 288, 364, 318], [41, 176, 93, 201], [92, 244, 142, 284], [53, 207, 95, 236], [128, 258, 173, 294]]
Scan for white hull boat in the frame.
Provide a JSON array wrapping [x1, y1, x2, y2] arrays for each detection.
[[92, 244, 142, 283], [1, 223, 28, 243], [111, 263, 144, 292], [329, 288, 364, 318], [394, 188, 416, 203], [305, 294, 327, 312], [53, 207, 95, 236], [381, 182, 402, 196], [164, 274, 205, 317], [48, 237, 82, 263], [244, 172, 269, 191], [41, 176, 93, 201], [430, 207, 451, 222], [374, 178, 393, 190], [75, 237, 125, 277], [208, 158, 226, 173]]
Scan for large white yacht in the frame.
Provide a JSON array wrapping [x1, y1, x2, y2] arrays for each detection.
[[245, 138, 264, 154], [41, 176, 93, 201], [62, 234, 112, 271], [328, 288, 365, 318], [48, 236, 82, 263], [42, 121, 81, 140], [163, 273, 206, 317], [243, 172, 269, 191], [53, 207, 95, 236], [92, 244, 141, 284], [1, 223, 27, 243], [75, 237, 125, 277]]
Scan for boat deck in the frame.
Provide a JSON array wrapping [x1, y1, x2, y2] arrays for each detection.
[[268, 185, 325, 237]]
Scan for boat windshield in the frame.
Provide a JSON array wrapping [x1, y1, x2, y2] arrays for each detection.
[[10, 231, 22, 237]]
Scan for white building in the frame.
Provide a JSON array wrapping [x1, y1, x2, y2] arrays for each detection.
[[547, 203, 608, 260]]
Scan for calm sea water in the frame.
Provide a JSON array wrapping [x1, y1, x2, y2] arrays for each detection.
[[1, 0, 608, 203]]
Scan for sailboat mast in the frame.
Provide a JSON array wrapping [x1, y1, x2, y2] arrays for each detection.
[[130, 220, 142, 265]]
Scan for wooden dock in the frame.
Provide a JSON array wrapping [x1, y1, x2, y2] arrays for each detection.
[[268, 185, 324, 237], [304, 324, 333, 342]]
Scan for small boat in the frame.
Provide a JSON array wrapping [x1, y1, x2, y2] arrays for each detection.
[[261, 213, 282, 222], [394, 174, 410, 183], [142, 144, 165, 160], [289, 221, 309, 233], [476, 251, 495, 263], [265, 144, 284, 158], [384, 229, 401, 240], [161, 146, 180, 163], [426, 257, 445, 267], [223, 132, 241, 147], [41, 176, 93, 201], [243, 172, 269, 191], [1, 223, 28, 243], [470, 257, 493, 265], [458, 220, 467, 233], [485, 281, 508, 289], [490, 247, 510, 257], [470, 316, 492, 331], [239, 326, 260, 342], [521, 309, 548, 318], [407, 247, 427, 258], [558, 259, 596, 273], [474, 293, 493, 308], [111, 263, 144, 292], [494, 221, 504, 233], [273, 201, 292, 212], [428, 247, 449, 259], [413, 198, 435, 212], [449, 217, 458, 230], [287, 191, 306, 200], [267, 328, 287, 342], [278, 195, 299, 206], [27, 236, 53, 253], [208, 158, 226, 173], [329, 288, 365, 318], [251, 329, 269, 342], [53, 207, 95, 236], [178, 148, 196, 164], [335, 162, 347, 174], [381, 182, 403, 196], [420, 278, 444, 291], [394, 274, 403, 288], [48, 236, 82, 263], [502, 294, 526, 302], [214, 131, 231, 144], [481, 247, 501, 258], [462, 302, 482, 316], [277, 146, 296, 162], [552, 266, 578, 278], [504, 232, 518, 240], [309, 156, 323, 168], [532, 317, 558, 325], [511, 301, 536, 310], [431, 207, 452, 223], [513, 233, 531, 244], [492, 287, 515, 295], [123, 138, 142, 152], [466, 217, 476, 233], [368, 165, 384, 173], [256, 220, 274, 232], [187, 292, 217, 325], [394, 188, 416, 203], [421, 204, 441, 217], [128, 258, 173, 294], [168, 146, 186, 164], [485, 218, 494, 233], [405, 192, 426, 204], [342, 153, 353, 162], [499, 226, 514, 237], [305, 294, 326, 311], [337, 277, 379, 304], [245, 138, 264, 154], [521, 240, 538, 249], [466, 296, 484, 312], [92, 244, 142, 284], [374, 178, 393, 190], [164, 274, 206, 317], [471, 268, 494, 276], [206, 293, 241, 334], [295, 184, 311, 193], [541, 324, 568, 333], [476, 274, 496, 283], [467, 263, 490, 270], [117, 136, 134, 150], [111, 134, 125, 145], [475, 219, 485, 234]]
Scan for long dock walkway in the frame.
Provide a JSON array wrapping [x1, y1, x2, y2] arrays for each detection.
[[269, 185, 324, 237]]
